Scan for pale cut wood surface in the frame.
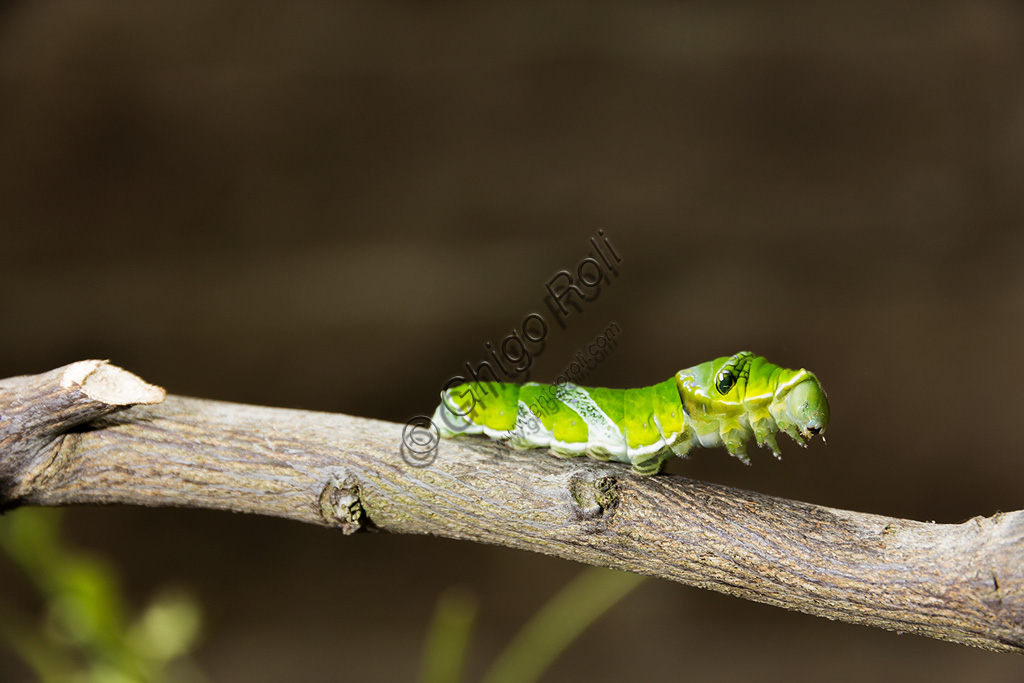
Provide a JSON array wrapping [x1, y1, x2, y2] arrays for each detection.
[[1, 361, 1022, 653]]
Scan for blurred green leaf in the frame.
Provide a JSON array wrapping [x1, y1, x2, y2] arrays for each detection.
[[0, 508, 205, 683], [481, 567, 646, 683], [129, 588, 203, 663], [419, 586, 478, 683], [419, 566, 645, 683]]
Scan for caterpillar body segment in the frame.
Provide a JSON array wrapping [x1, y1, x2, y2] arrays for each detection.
[[431, 351, 829, 475]]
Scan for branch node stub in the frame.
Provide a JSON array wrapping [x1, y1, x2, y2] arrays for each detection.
[[568, 469, 620, 525], [318, 472, 365, 534], [64, 360, 166, 406]]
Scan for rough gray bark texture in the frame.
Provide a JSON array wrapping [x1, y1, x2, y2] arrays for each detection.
[[1, 361, 1022, 653]]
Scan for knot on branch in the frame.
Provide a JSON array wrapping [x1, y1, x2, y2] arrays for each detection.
[[568, 469, 620, 526], [318, 472, 366, 534]]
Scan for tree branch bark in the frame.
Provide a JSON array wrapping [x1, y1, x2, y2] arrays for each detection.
[[1, 361, 1022, 653]]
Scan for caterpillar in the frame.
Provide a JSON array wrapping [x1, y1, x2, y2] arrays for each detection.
[[431, 351, 829, 475]]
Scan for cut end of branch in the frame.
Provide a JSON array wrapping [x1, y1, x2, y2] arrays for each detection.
[[62, 360, 166, 407]]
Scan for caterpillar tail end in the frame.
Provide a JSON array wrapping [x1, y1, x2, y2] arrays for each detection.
[[432, 395, 471, 438]]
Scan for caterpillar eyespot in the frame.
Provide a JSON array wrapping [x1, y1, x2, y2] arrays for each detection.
[[715, 370, 736, 394], [431, 351, 829, 476]]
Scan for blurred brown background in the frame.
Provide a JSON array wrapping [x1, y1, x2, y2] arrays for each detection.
[[3, 1, 1024, 680]]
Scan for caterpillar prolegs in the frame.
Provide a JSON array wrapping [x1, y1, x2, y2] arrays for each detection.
[[431, 351, 829, 475]]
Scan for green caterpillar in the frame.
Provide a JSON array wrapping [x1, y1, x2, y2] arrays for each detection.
[[431, 351, 829, 475]]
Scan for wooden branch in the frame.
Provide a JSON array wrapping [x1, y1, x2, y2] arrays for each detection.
[[2, 362, 1022, 653]]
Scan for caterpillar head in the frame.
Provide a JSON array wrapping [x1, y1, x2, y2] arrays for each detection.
[[772, 370, 830, 442], [675, 352, 830, 462]]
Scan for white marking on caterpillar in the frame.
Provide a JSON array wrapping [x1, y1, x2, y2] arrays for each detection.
[[554, 383, 628, 459]]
